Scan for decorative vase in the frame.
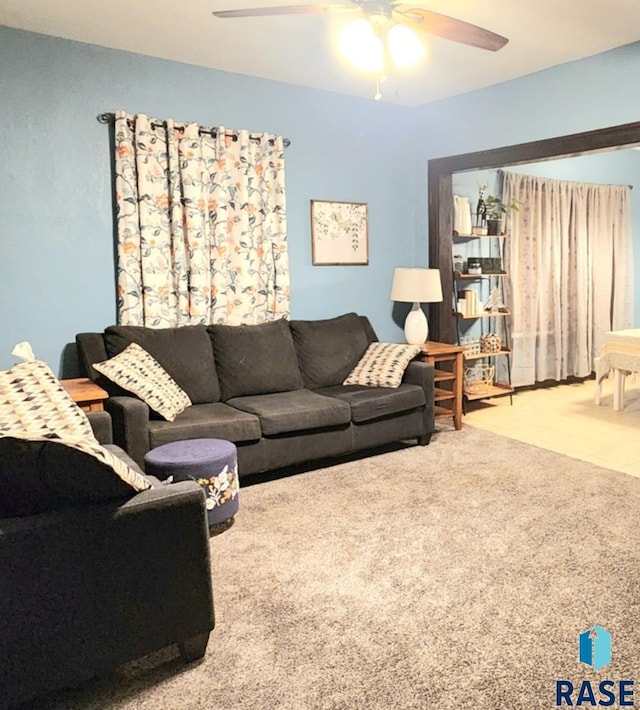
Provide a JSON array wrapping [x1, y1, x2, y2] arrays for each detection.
[[475, 197, 486, 228], [453, 196, 473, 236]]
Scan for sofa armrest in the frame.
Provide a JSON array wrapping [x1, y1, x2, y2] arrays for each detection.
[[403, 360, 435, 440], [0, 480, 214, 705], [100, 480, 215, 662], [105, 396, 150, 468], [87, 411, 113, 445]]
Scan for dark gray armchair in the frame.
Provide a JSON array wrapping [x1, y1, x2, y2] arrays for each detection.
[[0, 412, 215, 707]]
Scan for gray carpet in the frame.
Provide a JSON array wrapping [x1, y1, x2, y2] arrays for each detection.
[[37, 426, 640, 709]]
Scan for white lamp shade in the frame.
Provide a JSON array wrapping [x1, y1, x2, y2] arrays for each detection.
[[390, 268, 443, 304]]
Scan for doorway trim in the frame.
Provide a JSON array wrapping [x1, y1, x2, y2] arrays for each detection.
[[428, 120, 640, 342]]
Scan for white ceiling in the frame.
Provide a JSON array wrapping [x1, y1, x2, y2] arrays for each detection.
[[2, 0, 640, 106]]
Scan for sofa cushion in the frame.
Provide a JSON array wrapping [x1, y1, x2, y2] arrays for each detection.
[[315, 383, 425, 423], [290, 313, 370, 389], [148, 402, 261, 449], [227, 390, 351, 436], [94, 343, 192, 422], [208, 320, 303, 401], [343, 342, 422, 388], [104, 325, 220, 404], [0, 437, 153, 517]]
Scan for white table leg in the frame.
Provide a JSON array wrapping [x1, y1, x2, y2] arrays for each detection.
[[593, 357, 602, 405], [613, 368, 625, 411], [594, 378, 602, 405]]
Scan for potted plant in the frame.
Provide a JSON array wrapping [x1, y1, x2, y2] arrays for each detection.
[[484, 194, 520, 235]]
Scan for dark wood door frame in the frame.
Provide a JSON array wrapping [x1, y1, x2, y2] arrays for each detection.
[[428, 120, 640, 343]]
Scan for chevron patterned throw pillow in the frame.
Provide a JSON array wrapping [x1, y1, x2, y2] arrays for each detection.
[[343, 342, 422, 388], [94, 342, 191, 421], [0, 359, 150, 492]]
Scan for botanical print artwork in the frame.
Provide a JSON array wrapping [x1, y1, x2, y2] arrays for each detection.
[[311, 200, 368, 265]]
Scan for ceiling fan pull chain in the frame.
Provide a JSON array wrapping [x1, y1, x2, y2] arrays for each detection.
[[373, 13, 388, 101]]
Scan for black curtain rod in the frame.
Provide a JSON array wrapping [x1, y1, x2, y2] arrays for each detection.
[[97, 112, 291, 148]]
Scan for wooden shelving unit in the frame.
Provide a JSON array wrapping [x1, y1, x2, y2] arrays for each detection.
[[454, 271, 507, 279], [463, 348, 511, 361], [453, 229, 514, 405], [453, 234, 507, 240], [464, 382, 515, 401], [421, 342, 464, 431], [455, 310, 511, 319]]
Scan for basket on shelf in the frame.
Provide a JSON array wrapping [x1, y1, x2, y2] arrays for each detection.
[[480, 333, 502, 353], [464, 364, 495, 394], [460, 337, 481, 356]]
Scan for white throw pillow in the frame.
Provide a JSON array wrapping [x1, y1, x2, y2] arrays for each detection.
[[343, 342, 422, 388], [94, 342, 191, 421], [0, 359, 98, 442], [0, 359, 150, 492]]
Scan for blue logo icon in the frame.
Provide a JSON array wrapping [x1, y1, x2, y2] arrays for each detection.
[[579, 625, 612, 671]]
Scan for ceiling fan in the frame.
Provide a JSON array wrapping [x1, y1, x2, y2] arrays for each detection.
[[212, 1, 509, 53], [213, 1, 507, 99]]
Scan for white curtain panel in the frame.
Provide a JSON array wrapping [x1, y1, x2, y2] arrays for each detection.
[[113, 111, 290, 327], [503, 171, 633, 387]]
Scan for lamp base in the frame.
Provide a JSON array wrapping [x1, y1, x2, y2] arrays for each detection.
[[404, 303, 428, 345]]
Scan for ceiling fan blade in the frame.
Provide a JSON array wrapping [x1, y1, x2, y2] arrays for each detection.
[[394, 8, 508, 51], [213, 4, 349, 18]]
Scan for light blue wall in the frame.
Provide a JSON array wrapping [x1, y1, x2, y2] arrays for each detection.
[[2, 25, 640, 373], [0, 26, 415, 372], [412, 42, 640, 266]]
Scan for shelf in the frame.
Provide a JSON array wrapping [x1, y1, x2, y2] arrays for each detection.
[[433, 370, 456, 382], [434, 404, 454, 418], [454, 271, 507, 279], [464, 383, 515, 401], [434, 387, 454, 401], [453, 234, 508, 239], [454, 310, 511, 319], [463, 349, 511, 361]]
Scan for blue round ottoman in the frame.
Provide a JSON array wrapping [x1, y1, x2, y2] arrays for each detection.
[[144, 439, 239, 529]]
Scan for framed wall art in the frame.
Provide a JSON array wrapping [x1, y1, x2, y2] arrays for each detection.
[[310, 199, 369, 266]]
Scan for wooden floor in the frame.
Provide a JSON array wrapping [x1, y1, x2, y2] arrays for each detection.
[[439, 377, 640, 478]]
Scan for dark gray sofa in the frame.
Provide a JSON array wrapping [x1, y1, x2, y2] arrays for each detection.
[[0, 411, 215, 708], [76, 313, 435, 475]]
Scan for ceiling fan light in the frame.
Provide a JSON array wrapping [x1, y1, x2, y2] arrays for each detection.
[[338, 18, 384, 74], [388, 24, 425, 69]]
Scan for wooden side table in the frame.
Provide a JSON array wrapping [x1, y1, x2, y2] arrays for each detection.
[[420, 341, 464, 430], [61, 378, 109, 412]]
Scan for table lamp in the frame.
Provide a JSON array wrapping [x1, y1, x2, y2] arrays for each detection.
[[390, 268, 443, 344]]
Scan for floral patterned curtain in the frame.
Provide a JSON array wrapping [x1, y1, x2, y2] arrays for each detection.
[[113, 110, 290, 327]]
